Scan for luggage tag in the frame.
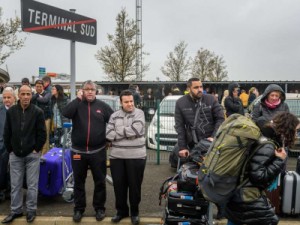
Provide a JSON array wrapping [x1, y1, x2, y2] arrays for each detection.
[[73, 154, 81, 160]]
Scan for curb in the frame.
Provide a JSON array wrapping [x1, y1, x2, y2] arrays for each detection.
[[0, 216, 298, 225]]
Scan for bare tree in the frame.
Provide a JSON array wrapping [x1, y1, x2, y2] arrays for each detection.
[[209, 55, 228, 81], [161, 41, 191, 81], [0, 8, 25, 65], [191, 48, 215, 81], [95, 9, 149, 82]]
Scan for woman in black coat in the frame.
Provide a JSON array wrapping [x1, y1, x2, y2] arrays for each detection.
[[226, 112, 300, 225]]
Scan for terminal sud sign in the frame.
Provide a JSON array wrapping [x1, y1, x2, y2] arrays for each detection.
[[21, 0, 97, 45]]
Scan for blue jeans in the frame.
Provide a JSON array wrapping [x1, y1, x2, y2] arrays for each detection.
[[9, 152, 40, 214]]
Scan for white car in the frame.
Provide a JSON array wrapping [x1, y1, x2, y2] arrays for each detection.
[[147, 95, 182, 151]]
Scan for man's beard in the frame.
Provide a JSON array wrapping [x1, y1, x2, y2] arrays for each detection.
[[191, 91, 202, 100]]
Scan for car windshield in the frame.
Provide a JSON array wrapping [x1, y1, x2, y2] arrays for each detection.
[[160, 100, 176, 116]]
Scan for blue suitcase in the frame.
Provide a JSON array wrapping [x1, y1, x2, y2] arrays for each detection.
[[38, 147, 72, 196]]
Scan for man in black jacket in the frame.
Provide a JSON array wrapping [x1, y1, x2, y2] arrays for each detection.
[[2, 85, 46, 223], [175, 77, 224, 157], [63, 80, 113, 223]]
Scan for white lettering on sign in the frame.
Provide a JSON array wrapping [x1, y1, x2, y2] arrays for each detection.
[[26, 8, 97, 36], [80, 24, 95, 37]]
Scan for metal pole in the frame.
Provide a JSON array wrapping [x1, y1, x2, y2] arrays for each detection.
[[156, 99, 160, 165], [70, 9, 76, 100]]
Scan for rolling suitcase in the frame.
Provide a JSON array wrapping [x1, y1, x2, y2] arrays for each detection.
[[38, 147, 72, 196], [282, 171, 300, 215], [265, 174, 282, 215]]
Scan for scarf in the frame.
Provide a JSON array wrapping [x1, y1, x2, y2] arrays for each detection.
[[265, 98, 281, 109]]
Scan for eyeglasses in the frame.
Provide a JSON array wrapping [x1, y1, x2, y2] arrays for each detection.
[[83, 88, 96, 92]]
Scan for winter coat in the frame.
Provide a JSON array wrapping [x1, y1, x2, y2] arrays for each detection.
[[175, 94, 224, 150], [225, 128, 285, 225], [224, 82, 244, 117], [252, 84, 289, 123], [62, 98, 113, 152], [31, 90, 52, 119], [4, 103, 46, 157], [0, 105, 7, 155]]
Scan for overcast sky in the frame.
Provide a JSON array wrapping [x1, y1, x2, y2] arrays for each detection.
[[1, 0, 300, 82]]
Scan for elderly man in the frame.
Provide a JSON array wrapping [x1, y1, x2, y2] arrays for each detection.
[[63, 80, 113, 223], [2, 85, 46, 223], [0, 87, 16, 200]]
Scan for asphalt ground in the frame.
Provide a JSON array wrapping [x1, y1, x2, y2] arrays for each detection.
[[0, 150, 299, 225]]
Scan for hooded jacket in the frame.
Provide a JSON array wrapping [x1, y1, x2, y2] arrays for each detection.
[[252, 84, 289, 123], [224, 82, 244, 117]]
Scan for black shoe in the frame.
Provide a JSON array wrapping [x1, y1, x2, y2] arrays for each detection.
[[26, 212, 36, 223], [1, 213, 23, 224], [131, 216, 140, 225], [111, 214, 128, 223], [73, 211, 83, 223], [95, 210, 105, 221]]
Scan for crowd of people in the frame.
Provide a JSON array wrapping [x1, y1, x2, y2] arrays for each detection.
[[0, 77, 299, 225]]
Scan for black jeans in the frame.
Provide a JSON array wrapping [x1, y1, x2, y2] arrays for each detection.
[[110, 158, 146, 216], [71, 150, 107, 212]]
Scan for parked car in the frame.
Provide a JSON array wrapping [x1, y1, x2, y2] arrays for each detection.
[[147, 95, 182, 151], [285, 93, 300, 156], [96, 95, 120, 111]]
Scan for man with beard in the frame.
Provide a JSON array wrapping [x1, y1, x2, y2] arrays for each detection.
[[175, 77, 224, 157], [174, 78, 225, 219]]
